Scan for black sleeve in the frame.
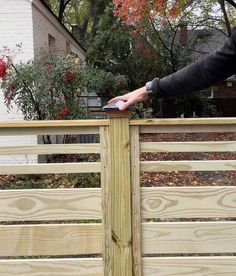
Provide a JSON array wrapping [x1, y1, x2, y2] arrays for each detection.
[[151, 27, 236, 98]]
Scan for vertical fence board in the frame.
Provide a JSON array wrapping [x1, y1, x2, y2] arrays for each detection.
[[107, 111, 133, 276], [100, 126, 112, 276], [130, 126, 142, 276]]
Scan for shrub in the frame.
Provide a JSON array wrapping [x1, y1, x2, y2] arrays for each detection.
[[1, 49, 128, 121]]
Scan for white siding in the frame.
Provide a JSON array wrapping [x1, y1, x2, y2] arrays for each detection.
[[0, 0, 34, 63], [0, 0, 86, 164], [32, 0, 86, 61], [0, 0, 37, 164]]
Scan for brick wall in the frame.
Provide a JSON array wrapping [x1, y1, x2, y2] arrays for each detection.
[[213, 82, 236, 98]]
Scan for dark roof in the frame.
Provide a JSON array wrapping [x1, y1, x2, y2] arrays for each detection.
[[39, 0, 86, 53]]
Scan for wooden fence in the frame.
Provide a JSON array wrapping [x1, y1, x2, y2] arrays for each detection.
[[0, 113, 236, 275]]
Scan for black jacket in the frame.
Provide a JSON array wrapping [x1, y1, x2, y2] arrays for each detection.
[[151, 27, 236, 98]]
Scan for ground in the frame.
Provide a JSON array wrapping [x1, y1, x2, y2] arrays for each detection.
[[140, 132, 236, 187], [0, 132, 235, 189]]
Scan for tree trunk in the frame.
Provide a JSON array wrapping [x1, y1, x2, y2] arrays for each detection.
[[218, 0, 232, 36]]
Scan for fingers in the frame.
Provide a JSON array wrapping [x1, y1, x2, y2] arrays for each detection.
[[119, 98, 135, 111], [108, 96, 127, 104]]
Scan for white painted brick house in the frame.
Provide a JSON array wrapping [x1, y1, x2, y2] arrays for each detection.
[[0, 0, 86, 164]]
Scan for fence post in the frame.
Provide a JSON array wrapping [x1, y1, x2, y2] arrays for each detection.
[[103, 110, 133, 276]]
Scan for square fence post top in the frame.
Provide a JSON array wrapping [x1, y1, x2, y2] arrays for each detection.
[[105, 110, 133, 118]]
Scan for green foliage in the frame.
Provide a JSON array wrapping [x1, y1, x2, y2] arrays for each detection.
[[169, 91, 222, 118], [77, 63, 128, 98], [131, 102, 154, 119], [47, 0, 235, 118], [1, 50, 128, 120], [2, 51, 85, 120], [86, 7, 132, 64], [0, 173, 100, 190]]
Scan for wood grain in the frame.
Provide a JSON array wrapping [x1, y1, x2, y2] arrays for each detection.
[[142, 221, 236, 254], [141, 186, 236, 219], [0, 162, 101, 175], [108, 112, 133, 276], [0, 126, 100, 136], [0, 224, 102, 256], [142, 256, 236, 276], [0, 120, 108, 128], [133, 117, 236, 133], [0, 144, 100, 155], [100, 126, 112, 276], [130, 126, 142, 276], [141, 160, 236, 172], [130, 117, 236, 126], [139, 124, 236, 133], [0, 188, 101, 221], [140, 141, 236, 152], [0, 258, 103, 276]]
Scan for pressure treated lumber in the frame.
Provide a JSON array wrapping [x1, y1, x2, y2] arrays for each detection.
[[0, 119, 109, 128], [0, 144, 100, 155], [142, 256, 236, 276], [141, 186, 236, 219], [141, 160, 236, 172], [142, 221, 236, 254], [130, 126, 141, 276], [130, 117, 236, 125], [0, 224, 102, 256], [107, 111, 133, 276], [140, 141, 236, 152], [0, 258, 103, 276], [100, 125, 112, 276], [0, 162, 100, 175], [0, 188, 101, 221]]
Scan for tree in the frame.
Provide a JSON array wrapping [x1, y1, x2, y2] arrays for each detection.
[[49, 0, 109, 40], [46, 0, 74, 22], [113, 0, 236, 28], [112, 0, 236, 65], [48, 0, 235, 117], [112, 0, 236, 117], [1, 50, 128, 121]]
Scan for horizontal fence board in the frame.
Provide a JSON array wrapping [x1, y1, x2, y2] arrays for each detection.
[[142, 256, 236, 276], [0, 224, 102, 256], [130, 117, 236, 126], [140, 141, 236, 153], [0, 188, 101, 221], [0, 126, 99, 136], [0, 162, 101, 175], [0, 258, 103, 276], [142, 222, 236, 254], [141, 160, 236, 172], [141, 186, 236, 219], [131, 118, 236, 133], [0, 144, 100, 155], [139, 125, 236, 133], [0, 120, 109, 128]]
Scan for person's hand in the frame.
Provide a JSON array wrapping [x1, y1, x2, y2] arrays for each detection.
[[108, 86, 148, 111]]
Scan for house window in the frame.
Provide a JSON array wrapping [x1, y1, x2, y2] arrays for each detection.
[[48, 34, 56, 51]]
